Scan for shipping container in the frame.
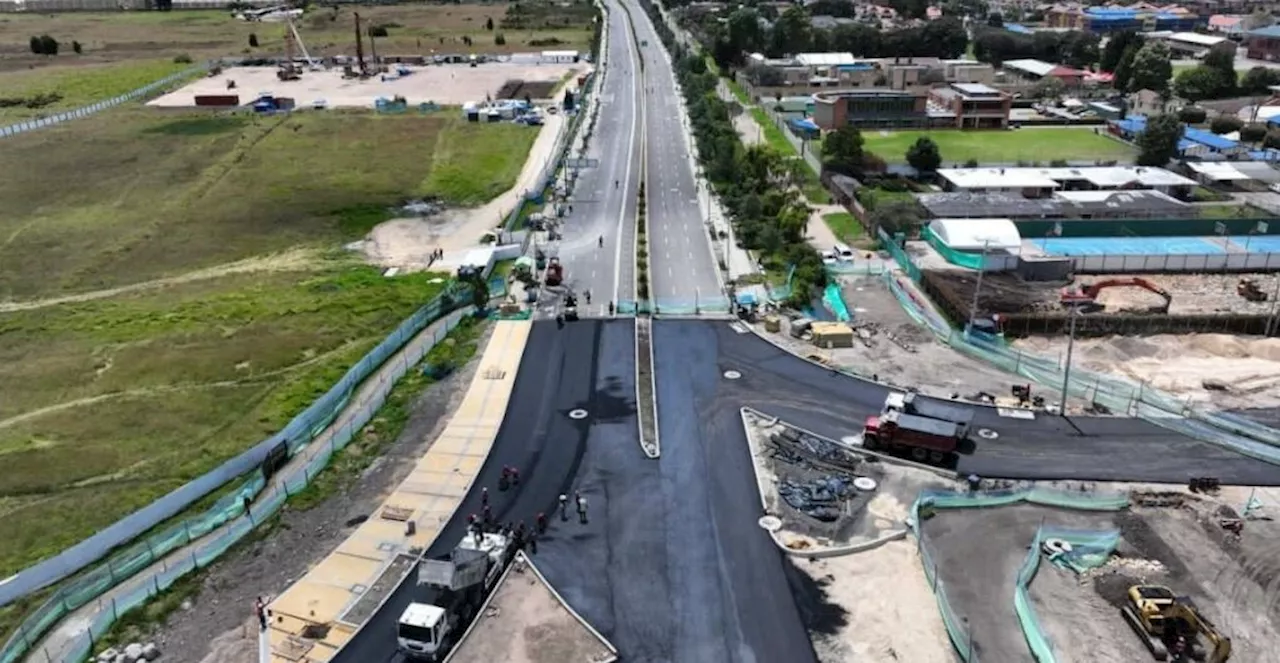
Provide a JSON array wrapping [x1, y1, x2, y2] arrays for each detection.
[[193, 94, 240, 107]]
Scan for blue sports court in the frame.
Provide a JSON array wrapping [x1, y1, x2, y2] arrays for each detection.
[[1229, 235, 1280, 254], [1033, 236, 1228, 257]]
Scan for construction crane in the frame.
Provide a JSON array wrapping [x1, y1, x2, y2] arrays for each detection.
[[1123, 585, 1232, 662], [1061, 277, 1172, 314], [285, 17, 323, 71]]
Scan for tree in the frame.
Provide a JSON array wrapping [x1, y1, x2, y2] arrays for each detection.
[[869, 200, 924, 237], [485, 17, 494, 30], [1201, 42, 1238, 97], [1030, 76, 1066, 102], [724, 7, 765, 63], [906, 137, 941, 173], [821, 126, 865, 176], [459, 269, 489, 311], [1126, 40, 1172, 95], [1241, 123, 1268, 143], [1178, 106, 1206, 123], [1174, 66, 1230, 103], [986, 12, 1003, 27], [766, 6, 812, 57], [248, 33, 259, 48], [72, 40, 82, 54], [1112, 41, 1142, 92], [1100, 31, 1142, 73], [1210, 115, 1243, 135], [28, 35, 41, 55], [38, 35, 58, 56], [495, 33, 506, 45], [1240, 66, 1280, 96], [1135, 114, 1182, 167]]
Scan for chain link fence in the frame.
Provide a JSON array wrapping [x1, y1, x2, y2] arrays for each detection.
[[0, 65, 206, 140], [1, 290, 475, 663]]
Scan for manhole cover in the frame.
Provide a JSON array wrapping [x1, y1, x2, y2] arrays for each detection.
[[978, 428, 999, 439], [568, 409, 589, 420], [723, 370, 742, 380], [853, 477, 878, 491], [758, 515, 782, 532]]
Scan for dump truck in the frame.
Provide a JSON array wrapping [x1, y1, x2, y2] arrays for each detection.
[[396, 532, 514, 661], [544, 257, 564, 287], [883, 391, 973, 437], [862, 409, 964, 465]]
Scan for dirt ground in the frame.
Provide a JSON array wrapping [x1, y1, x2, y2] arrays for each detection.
[[357, 108, 564, 271], [149, 63, 583, 109], [742, 411, 956, 663], [756, 273, 1071, 405], [449, 556, 615, 663], [142, 325, 493, 663], [1014, 333, 1280, 410], [922, 490, 1280, 663]]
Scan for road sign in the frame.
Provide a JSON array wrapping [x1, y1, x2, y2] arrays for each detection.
[[564, 157, 600, 169], [1258, 221, 1269, 234], [1214, 221, 1227, 236]]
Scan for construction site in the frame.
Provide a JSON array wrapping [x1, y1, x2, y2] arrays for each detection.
[[149, 13, 586, 110]]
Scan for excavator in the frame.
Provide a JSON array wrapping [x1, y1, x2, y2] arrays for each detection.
[[1123, 585, 1232, 662], [1061, 277, 1172, 314]]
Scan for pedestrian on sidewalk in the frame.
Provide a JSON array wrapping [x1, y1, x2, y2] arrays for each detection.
[[559, 493, 569, 521], [255, 597, 268, 631], [243, 495, 252, 518], [576, 492, 588, 524]]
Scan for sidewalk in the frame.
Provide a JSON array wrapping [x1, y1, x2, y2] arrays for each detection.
[[23, 309, 469, 663]]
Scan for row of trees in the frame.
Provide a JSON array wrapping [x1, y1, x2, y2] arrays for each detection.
[[971, 26, 1099, 69], [706, 5, 968, 69], [642, 0, 827, 307]]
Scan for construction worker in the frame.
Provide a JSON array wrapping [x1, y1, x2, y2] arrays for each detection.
[[467, 513, 477, 528], [510, 466, 520, 486], [559, 493, 569, 521], [536, 512, 548, 534], [528, 530, 539, 555], [576, 492, 588, 524], [608, 301, 615, 316], [480, 486, 489, 507], [598, 235, 604, 248], [585, 290, 592, 304], [482, 504, 493, 526]]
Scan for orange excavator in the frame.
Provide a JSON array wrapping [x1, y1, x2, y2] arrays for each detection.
[[1062, 277, 1172, 314]]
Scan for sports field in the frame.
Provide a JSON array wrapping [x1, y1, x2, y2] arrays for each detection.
[[862, 128, 1136, 165]]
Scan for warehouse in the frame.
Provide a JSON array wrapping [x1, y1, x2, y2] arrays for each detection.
[[937, 166, 1196, 197]]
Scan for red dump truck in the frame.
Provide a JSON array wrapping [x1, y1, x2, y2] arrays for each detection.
[[862, 409, 964, 465]]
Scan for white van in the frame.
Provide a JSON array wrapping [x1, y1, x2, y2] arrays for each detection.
[[833, 243, 855, 261]]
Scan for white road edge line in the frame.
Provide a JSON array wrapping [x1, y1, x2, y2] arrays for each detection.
[[613, 1, 642, 308]]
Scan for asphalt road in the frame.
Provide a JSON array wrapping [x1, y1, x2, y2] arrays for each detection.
[[537, 1, 641, 318], [330, 321, 622, 663], [673, 320, 1280, 486], [622, 0, 723, 313]]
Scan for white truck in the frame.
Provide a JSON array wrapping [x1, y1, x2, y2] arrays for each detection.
[[396, 532, 513, 661]]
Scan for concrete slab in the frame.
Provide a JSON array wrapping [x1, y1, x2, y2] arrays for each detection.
[[273, 582, 355, 624], [304, 555, 383, 590]]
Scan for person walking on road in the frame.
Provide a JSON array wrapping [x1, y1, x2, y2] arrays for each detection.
[[576, 491, 589, 524], [481, 486, 489, 507], [559, 493, 569, 521]]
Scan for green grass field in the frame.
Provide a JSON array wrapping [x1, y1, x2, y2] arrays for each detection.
[[0, 109, 535, 300], [0, 59, 193, 121], [822, 211, 865, 243], [0, 265, 445, 577], [861, 128, 1137, 165]]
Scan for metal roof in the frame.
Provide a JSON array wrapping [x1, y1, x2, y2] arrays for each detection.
[[929, 218, 1023, 251], [1003, 59, 1057, 77], [1165, 31, 1226, 46], [796, 52, 857, 66], [939, 166, 1195, 190]]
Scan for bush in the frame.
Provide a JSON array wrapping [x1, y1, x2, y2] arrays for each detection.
[[963, 158, 979, 168], [495, 33, 506, 46], [368, 25, 389, 38], [1239, 123, 1267, 143], [1209, 115, 1244, 135], [1264, 130, 1280, 151], [1178, 106, 1207, 124], [72, 40, 82, 54], [173, 53, 193, 64], [248, 33, 259, 48]]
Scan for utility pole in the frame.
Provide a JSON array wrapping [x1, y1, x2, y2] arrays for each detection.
[[1059, 287, 1090, 415], [965, 239, 992, 338]]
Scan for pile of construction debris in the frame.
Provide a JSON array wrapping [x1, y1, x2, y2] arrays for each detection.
[[95, 643, 161, 663], [778, 474, 861, 521], [768, 426, 866, 472], [849, 320, 919, 353]]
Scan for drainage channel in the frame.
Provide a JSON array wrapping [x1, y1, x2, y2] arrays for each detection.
[[634, 317, 660, 458]]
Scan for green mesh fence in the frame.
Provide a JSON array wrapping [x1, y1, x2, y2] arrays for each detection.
[[908, 488, 1129, 663], [3, 305, 475, 663], [1015, 527, 1121, 663], [876, 227, 1280, 465]]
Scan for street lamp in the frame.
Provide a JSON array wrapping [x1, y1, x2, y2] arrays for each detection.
[[965, 238, 994, 338], [1059, 286, 1092, 415]]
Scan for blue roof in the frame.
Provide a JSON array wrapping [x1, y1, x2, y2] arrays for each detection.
[[1005, 23, 1034, 34], [1177, 138, 1199, 152], [790, 118, 819, 131], [1184, 127, 1238, 150], [1111, 116, 1147, 133], [1248, 25, 1280, 38]]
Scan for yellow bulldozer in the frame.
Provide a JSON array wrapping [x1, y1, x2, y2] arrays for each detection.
[[1123, 585, 1231, 662]]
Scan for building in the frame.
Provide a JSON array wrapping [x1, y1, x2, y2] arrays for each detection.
[[540, 50, 579, 64], [1245, 25, 1280, 61], [937, 166, 1197, 197], [926, 83, 1012, 129], [1159, 31, 1234, 58], [1207, 15, 1246, 38], [1001, 59, 1088, 87], [811, 89, 930, 130], [1128, 89, 1172, 117], [917, 189, 1196, 219], [926, 218, 1024, 271], [880, 59, 996, 88], [1045, 4, 1203, 34]]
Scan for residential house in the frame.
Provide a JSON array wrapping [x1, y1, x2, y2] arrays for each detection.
[[1045, 3, 1203, 34], [1207, 14, 1246, 38], [1128, 89, 1173, 116], [1160, 31, 1235, 57], [1245, 24, 1280, 61], [1001, 59, 1089, 87]]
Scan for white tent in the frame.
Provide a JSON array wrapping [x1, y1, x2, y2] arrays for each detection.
[[929, 218, 1022, 251]]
